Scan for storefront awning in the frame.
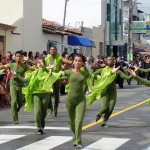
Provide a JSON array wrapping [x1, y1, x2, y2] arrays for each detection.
[[68, 35, 95, 47], [134, 45, 149, 52]]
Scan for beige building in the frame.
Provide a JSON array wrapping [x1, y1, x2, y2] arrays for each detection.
[[0, 23, 17, 55], [92, 25, 104, 59], [0, 0, 82, 55], [81, 26, 104, 59]]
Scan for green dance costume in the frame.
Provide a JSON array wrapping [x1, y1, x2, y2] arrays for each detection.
[[89, 66, 131, 126], [45, 54, 62, 116], [17, 68, 63, 131], [133, 74, 150, 105], [9, 63, 28, 124], [134, 75, 150, 87], [64, 69, 90, 147], [139, 68, 150, 73]]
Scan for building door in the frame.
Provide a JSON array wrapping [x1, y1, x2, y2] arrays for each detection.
[[113, 46, 118, 58], [0, 36, 4, 56]]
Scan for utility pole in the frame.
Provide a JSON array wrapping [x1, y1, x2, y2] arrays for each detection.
[[127, 0, 133, 61], [61, 0, 69, 53], [63, 0, 69, 28]]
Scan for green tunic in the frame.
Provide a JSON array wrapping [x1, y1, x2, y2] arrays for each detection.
[[44, 54, 62, 116], [9, 63, 28, 86], [45, 54, 62, 72], [64, 69, 90, 146], [94, 68, 131, 91]]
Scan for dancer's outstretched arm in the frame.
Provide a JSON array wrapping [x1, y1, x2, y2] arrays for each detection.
[[128, 69, 150, 87]]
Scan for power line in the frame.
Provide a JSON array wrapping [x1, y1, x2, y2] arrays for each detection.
[[101, 8, 120, 20]]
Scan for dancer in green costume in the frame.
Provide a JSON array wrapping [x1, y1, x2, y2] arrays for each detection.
[[128, 69, 150, 104], [90, 57, 132, 127], [135, 66, 150, 73], [45, 46, 72, 116], [128, 68, 150, 86], [0, 51, 33, 124], [64, 55, 119, 149], [63, 54, 89, 150], [13, 57, 63, 134]]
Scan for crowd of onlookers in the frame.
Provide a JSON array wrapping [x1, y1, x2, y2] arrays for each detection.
[[0, 50, 48, 107], [0, 50, 150, 107]]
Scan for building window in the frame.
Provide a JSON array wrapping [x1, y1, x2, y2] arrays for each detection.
[[119, 9, 122, 25], [107, 3, 111, 22], [47, 40, 57, 53], [99, 42, 103, 55]]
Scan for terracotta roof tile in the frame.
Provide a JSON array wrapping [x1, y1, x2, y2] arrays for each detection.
[[42, 19, 82, 35], [0, 23, 16, 30]]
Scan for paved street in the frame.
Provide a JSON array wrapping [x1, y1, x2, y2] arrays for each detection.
[[0, 80, 150, 150]]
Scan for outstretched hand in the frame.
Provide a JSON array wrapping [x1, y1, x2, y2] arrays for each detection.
[[112, 66, 120, 74], [48, 64, 56, 69], [127, 69, 137, 77], [134, 65, 140, 72]]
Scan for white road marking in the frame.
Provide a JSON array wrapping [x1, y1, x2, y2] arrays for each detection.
[[0, 126, 70, 130], [16, 136, 72, 150], [83, 138, 130, 150], [0, 134, 25, 144]]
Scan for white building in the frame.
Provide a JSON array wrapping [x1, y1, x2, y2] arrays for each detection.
[[123, 0, 150, 54], [101, 0, 124, 57], [0, 0, 82, 55]]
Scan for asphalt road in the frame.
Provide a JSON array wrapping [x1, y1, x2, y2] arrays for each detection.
[[0, 80, 150, 150]]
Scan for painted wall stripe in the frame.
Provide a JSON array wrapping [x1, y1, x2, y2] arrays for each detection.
[[83, 138, 130, 150]]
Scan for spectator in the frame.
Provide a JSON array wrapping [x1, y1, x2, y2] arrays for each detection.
[[6, 52, 12, 64], [34, 52, 40, 59], [85, 56, 93, 71], [43, 51, 47, 58]]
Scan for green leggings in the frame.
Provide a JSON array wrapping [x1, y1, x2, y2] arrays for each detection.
[[99, 90, 117, 124], [33, 93, 50, 130], [10, 85, 24, 123], [66, 98, 86, 146], [48, 80, 60, 115]]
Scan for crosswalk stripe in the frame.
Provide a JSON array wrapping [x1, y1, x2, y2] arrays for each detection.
[[16, 136, 72, 150], [0, 126, 70, 130], [83, 138, 130, 150], [0, 134, 25, 144]]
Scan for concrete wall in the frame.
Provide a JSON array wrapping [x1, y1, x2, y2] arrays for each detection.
[[92, 26, 104, 59], [6, 18, 23, 53], [41, 33, 62, 54], [23, 0, 43, 52]]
